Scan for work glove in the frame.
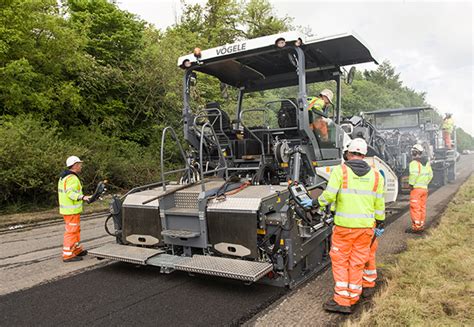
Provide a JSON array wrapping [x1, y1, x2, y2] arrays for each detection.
[[374, 220, 385, 237], [374, 227, 384, 237], [316, 207, 326, 217], [301, 198, 313, 208]]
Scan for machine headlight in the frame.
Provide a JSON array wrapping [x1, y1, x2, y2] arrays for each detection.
[[275, 38, 286, 48]]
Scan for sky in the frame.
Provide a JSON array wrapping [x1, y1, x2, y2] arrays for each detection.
[[117, 0, 473, 134]]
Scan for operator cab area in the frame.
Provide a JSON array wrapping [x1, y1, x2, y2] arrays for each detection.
[[178, 32, 377, 186]]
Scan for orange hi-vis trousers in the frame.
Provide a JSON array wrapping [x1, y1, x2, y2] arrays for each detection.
[[310, 117, 329, 141], [362, 238, 378, 288], [330, 226, 374, 307], [443, 130, 452, 149], [62, 214, 83, 259], [410, 188, 428, 231]]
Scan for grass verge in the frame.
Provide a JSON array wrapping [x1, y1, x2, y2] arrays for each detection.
[[346, 175, 474, 326]]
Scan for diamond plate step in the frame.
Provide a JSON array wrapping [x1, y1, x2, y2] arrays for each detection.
[[161, 229, 201, 238], [89, 243, 165, 265], [174, 255, 273, 282]]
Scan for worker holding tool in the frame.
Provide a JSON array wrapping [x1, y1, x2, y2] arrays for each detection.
[[441, 113, 454, 149], [307, 89, 333, 141], [301, 138, 385, 314], [406, 144, 433, 233], [58, 156, 91, 262]]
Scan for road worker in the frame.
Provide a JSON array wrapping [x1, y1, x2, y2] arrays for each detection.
[[302, 138, 385, 313], [441, 113, 454, 149], [406, 144, 433, 233], [307, 89, 333, 141], [58, 156, 91, 262], [343, 139, 381, 299]]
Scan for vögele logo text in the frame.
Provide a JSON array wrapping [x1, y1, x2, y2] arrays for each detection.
[[216, 43, 247, 56]]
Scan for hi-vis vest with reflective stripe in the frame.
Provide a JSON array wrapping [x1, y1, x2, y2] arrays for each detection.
[[409, 160, 433, 189], [307, 97, 325, 113], [58, 174, 84, 215], [442, 118, 454, 133], [318, 164, 385, 228]]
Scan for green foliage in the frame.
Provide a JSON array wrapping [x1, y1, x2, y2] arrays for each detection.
[[66, 0, 145, 65], [241, 0, 292, 38], [342, 60, 427, 115], [0, 115, 82, 206], [66, 126, 162, 191], [456, 127, 474, 152]]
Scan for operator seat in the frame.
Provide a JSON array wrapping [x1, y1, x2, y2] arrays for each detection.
[[278, 98, 298, 128], [206, 102, 231, 134], [277, 98, 299, 139]]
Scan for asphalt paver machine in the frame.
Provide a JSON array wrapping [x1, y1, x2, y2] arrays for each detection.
[[363, 107, 457, 190], [91, 32, 380, 287]]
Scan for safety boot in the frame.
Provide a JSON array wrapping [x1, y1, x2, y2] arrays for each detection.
[[63, 256, 83, 263], [77, 250, 88, 257], [323, 299, 352, 314]]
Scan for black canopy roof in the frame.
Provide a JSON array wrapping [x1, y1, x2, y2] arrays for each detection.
[[192, 34, 377, 92]]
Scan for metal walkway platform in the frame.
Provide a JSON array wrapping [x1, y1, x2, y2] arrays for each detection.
[[175, 255, 273, 282], [90, 244, 273, 282], [89, 243, 165, 265]]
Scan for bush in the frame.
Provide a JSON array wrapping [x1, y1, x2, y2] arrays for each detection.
[[0, 115, 168, 212], [0, 115, 83, 209], [67, 126, 163, 192]]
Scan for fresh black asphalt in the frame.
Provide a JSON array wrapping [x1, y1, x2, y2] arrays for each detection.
[[0, 262, 286, 326]]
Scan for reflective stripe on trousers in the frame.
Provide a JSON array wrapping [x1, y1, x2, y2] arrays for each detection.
[[363, 238, 378, 288]]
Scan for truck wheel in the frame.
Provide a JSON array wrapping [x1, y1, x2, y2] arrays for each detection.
[[448, 163, 456, 182], [433, 169, 447, 187], [441, 169, 448, 186]]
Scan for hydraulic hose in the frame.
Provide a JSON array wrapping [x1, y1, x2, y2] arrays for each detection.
[[104, 214, 116, 237]]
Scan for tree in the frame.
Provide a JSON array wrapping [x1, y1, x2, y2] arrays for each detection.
[[65, 0, 145, 65], [456, 127, 474, 152], [0, 0, 86, 124], [241, 0, 292, 39], [363, 60, 403, 90]]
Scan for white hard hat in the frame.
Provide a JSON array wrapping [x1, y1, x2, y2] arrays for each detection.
[[342, 134, 352, 152], [411, 144, 424, 152], [347, 138, 368, 155], [66, 156, 83, 168], [319, 89, 334, 104]]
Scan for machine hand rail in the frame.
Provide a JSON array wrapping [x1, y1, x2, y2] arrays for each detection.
[[121, 180, 169, 200], [193, 108, 234, 158], [160, 126, 190, 191], [199, 122, 229, 191]]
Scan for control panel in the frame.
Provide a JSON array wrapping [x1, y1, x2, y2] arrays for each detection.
[[288, 183, 312, 208]]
